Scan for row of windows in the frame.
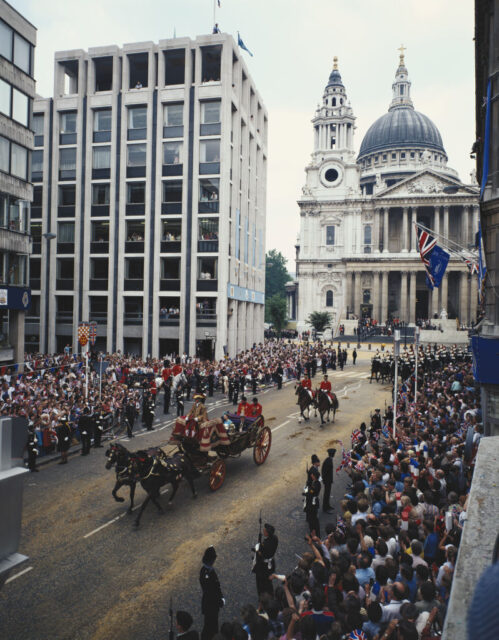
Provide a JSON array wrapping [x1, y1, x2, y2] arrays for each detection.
[[0, 135, 29, 181], [0, 78, 31, 127], [362, 150, 444, 168], [0, 18, 34, 76], [33, 100, 221, 141], [324, 225, 371, 246], [31, 217, 218, 245], [0, 251, 28, 286], [0, 193, 29, 233]]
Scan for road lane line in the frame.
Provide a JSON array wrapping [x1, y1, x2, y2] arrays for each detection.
[[272, 420, 290, 433], [5, 566, 33, 584], [84, 514, 125, 538]]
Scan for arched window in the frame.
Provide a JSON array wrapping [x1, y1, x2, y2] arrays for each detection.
[[326, 290, 333, 307], [332, 97, 336, 106]]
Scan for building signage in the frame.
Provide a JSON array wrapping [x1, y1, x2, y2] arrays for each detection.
[[227, 283, 265, 305], [0, 286, 31, 310]]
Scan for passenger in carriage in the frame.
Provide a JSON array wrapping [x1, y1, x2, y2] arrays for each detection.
[[187, 393, 209, 428], [250, 397, 262, 417], [236, 395, 251, 431]]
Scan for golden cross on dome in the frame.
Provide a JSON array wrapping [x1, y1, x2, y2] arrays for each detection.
[[398, 44, 406, 63], [333, 56, 338, 70]]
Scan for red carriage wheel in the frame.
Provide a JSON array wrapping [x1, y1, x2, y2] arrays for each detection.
[[209, 459, 226, 491], [253, 426, 272, 465]]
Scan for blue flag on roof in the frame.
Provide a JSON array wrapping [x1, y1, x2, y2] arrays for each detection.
[[237, 32, 253, 56]]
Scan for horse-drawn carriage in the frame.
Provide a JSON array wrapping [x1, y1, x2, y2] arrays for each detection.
[[170, 413, 272, 491]]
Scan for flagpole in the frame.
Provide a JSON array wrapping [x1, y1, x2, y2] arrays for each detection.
[[213, 0, 216, 27]]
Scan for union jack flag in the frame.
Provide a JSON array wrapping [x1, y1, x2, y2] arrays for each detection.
[[349, 631, 368, 640], [351, 429, 362, 445], [418, 228, 437, 285], [336, 448, 351, 473]]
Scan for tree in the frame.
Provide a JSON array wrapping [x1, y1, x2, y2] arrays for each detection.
[[267, 294, 287, 335], [306, 311, 332, 334], [265, 250, 291, 322]]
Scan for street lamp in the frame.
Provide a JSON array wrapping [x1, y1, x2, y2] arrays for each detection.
[[42, 232, 56, 353], [393, 329, 400, 439]]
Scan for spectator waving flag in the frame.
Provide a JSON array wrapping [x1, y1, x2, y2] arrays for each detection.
[[336, 448, 351, 473], [237, 32, 253, 56], [417, 227, 450, 290]]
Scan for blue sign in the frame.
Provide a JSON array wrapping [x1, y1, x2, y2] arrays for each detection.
[[227, 283, 265, 305], [471, 335, 499, 384], [0, 286, 31, 311]]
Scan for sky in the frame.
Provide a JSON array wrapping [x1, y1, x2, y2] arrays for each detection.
[[13, 0, 475, 268]]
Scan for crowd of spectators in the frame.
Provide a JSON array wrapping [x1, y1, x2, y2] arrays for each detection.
[[189, 347, 480, 640]]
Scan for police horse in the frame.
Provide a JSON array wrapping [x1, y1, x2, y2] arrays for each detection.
[[315, 389, 339, 425], [105, 442, 137, 512], [295, 385, 316, 422], [129, 448, 198, 527]]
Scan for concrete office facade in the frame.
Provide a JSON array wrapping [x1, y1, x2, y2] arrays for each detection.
[[29, 33, 267, 359], [0, 0, 35, 365]]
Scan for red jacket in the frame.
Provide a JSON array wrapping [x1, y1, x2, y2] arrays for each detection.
[[320, 380, 331, 392], [172, 364, 182, 376], [237, 401, 251, 416], [250, 402, 262, 417], [301, 378, 312, 390]]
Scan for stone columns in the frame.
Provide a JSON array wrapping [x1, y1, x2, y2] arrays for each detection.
[[434, 206, 440, 236], [411, 208, 417, 252], [463, 206, 470, 247], [431, 286, 439, 320], [354, 271, 362, 317], [383, 209, 389, 253], [400, 271, 408, 321], [441, 272, 449, 315], [374, 208, 380, 253], [473, 204, 480, 236], [409, 271, 416, 323], [381, 271, 389, 323], [372, 270, 380, 320], [459, 271, 469, 325], [470, 274, 478, 323], [443, 205, 449, 240], [402, 208, 409, 252], [346, 271, 353, 315]]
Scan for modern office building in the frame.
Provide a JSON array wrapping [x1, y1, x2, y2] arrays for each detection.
[[287, 53, 479, 332], [474, 0, 499, 436], [0, 0, 35, 365], [29, 33, 267, 359]]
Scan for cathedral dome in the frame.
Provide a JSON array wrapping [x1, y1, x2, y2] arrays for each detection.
[[358, 107, 445, 160]]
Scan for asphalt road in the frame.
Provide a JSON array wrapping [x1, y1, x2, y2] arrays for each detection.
[[0, 351, 390, 640]]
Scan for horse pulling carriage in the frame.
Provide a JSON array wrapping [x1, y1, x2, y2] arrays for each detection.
[[170, 413, 272, 491]]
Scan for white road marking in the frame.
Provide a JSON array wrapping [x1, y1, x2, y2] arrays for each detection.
[[272, 420, 290, 433], [84, 514, 126, 538], [5, 566, 33, 584]]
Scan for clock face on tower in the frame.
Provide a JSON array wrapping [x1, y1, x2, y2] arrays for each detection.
[[320, 163, 343, 187]]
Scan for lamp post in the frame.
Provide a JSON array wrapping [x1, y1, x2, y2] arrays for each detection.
[[42, 232, 56, 353], [393, 329, 400, 439], [414, 326, 420, 405]]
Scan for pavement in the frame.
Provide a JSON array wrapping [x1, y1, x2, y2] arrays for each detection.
[[2, 351, 390, 640]]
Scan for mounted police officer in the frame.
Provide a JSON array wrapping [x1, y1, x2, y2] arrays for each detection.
[[252, 523, 278, 596]]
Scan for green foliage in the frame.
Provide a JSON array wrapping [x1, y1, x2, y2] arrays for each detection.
[[267, 294, 287, 335], [306, 311, 332, 333], [265, 250, 291, 322]]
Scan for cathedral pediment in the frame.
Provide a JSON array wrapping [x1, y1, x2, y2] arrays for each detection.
[[373, 170, 479, 199]]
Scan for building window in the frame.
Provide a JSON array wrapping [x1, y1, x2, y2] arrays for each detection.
[[199, 178, 219, 202], [59, 147, 76, 178], [127, 143, 146, 166], [94, 56, 113, 92], [201, 46, 222, 83], [13, 32, 31, 75], [199, 218, 218, 240], [198, 256, 218, 279], [94, 109, 112, 132], [59, 185, 76, 206], [201, 100, 221, 124], [364, 225, 372, 245], [164, 49, 185, 85], [128, 106, 147, 139], [326, 290, 333, 307], [200, 139, 220, 163], [12, 88, 29, 126], [92, 145, 111, 169], [60, 111, 77, 134], [90, 258, 108, 279], [0, 136, 9, 173], [163, 141, 182, 165], [0, 79, 10, 117], [163, 103, 183, 126], [32, 113, 44, 136], [58, 221, 75, 243], [125, 257, 144, 279], [127, 182, 145, 204], [10, 142, 27, 180], [128, 52, 148, 89], [162, 180, 182, 203], [32, 150, 43, 174], [326, 225, 335, 246], [91, 221, 109, 242], [0, 19, 13, 62], [92, 183, 110, 205], [363, 289, 371, 304]]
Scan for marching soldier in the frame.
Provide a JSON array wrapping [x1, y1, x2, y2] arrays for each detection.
[[79, 407, 93, 455], [125, 396, 137, 438], [26, 424, 39, 472], [93, 405, 104, 448], [144, 393, 156, 431], [200, 546, 224, 640], [252, 523, 278, 596], [176, 387, 185, 417]]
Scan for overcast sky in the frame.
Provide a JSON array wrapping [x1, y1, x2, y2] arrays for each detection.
[[14, 0, 475, 267]]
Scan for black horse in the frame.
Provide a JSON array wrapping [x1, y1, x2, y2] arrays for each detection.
[[315, 389, 339, 425], [295, 385, 316, 422], [105, 442, 137, 513], [130, 449, 198, 527], [370, 358, 381, 383]]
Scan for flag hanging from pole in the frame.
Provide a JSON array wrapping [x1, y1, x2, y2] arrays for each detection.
[[417, 227, 450, 290], [237, 32, 253, 56], [480, 78, 492, 199], [477, 221, 487, 302]]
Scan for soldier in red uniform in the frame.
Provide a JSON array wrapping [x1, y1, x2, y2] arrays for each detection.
[[250, 397, 262, 417], [319, 374, 334, 405], [236, 395, 251, 430], [300, 374, 313, 400]]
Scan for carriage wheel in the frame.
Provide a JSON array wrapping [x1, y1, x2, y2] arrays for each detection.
[[253, 426, 272, 465], [209, 459, 226, 491]]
